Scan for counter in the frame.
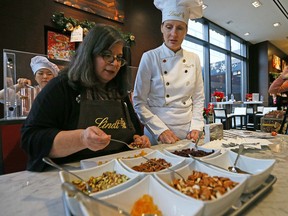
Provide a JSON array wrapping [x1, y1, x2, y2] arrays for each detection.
[[0, 131, 287, 216], [0, 117, 26, 174]]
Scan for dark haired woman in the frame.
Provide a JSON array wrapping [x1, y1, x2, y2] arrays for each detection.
[[21, 24, 150, 172]]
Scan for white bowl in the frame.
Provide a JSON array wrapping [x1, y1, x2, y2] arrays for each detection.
[[60, 159, 141, 216], [201, 150, 276, 193], [163, 142, 221, 159], [118, 150, 186, 174], [99, 175, 204, 216], [154, 160, 248, 216], [80, 148, 154, 169]]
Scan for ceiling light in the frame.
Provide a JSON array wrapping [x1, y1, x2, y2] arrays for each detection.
[[252, 1, 262, 8], [202, 4, 207, 10], [273, 22, 281, 27], [244, 32, 250, 36]]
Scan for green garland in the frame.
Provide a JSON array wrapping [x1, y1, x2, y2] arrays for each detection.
[[51, 12, 135, 47]]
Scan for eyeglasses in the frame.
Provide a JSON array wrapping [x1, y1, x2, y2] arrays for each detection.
[[99, 51, 127, 67]]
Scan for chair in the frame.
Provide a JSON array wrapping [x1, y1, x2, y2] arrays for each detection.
[[232, 107, 247, 129], [213, 108, 236, 130]]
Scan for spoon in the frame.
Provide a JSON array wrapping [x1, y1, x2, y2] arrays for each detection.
[[110, 138, 139, 149], [62, 182, 130, 216], [228, 144, 244, 173], [42, 157, 92, 193], [194, 131, 203, 150]]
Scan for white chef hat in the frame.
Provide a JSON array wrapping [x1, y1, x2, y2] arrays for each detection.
[[154, 0, 203, 25], [30, 56, 59, 76]]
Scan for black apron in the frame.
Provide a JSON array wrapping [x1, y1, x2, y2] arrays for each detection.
[[75, 96, 136, 159]]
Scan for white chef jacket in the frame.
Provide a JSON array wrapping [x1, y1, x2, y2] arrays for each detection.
[[133, 43, 205, 144]]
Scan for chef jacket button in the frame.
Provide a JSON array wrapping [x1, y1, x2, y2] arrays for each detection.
[[166, 82, 169, 86], [164, 71, 168, 74], [166, 94, 170, 98], [184, 70, 188, 73], [183, 59, 186, 63], [183, 101, 186, 105], [163, 59, 167, 63]]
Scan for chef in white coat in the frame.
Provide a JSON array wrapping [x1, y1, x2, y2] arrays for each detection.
[[133, 0, 205, 145]]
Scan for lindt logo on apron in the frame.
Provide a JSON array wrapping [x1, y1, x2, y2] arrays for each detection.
[[94, 117, 127, 129]]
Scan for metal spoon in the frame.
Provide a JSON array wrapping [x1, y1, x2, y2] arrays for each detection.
[[62, 182, 130, 215], [194, 131, 203, 150], [110, 138, 139, 149], [42, 157, 92, 193], [228, 144, 244, 173]]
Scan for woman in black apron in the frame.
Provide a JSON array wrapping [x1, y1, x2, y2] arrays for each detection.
[[21, 24, 150, 172]]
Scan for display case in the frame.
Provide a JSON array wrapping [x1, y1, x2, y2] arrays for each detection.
[[2, 49, 68, 119]]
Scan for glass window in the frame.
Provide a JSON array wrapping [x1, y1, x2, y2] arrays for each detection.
[[210, 50, 226, 94], [209, 26, 226, 49], [184, 17, 248, 105], [182, 40, 204, 66], [231, 38, 241, 55], [187, 20, 204, 40], [231, 57, 243, 101]]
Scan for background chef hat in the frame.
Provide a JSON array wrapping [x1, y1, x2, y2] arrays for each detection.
[[154, 0, 203, 25], [30, 56, 59, 76]]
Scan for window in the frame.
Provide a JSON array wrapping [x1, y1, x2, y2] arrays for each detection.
[[210, 50, 226, 94], [209, 26, 226, 49], [183, 18, 248, 106], [187, 20, 205, 40]]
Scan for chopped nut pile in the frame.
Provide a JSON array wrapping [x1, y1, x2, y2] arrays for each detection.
[[171, 170, 238, 201], [132, 158, 172, 172], [72, 171, 130, 194]]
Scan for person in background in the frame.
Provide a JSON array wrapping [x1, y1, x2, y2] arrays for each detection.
[[21, 24, 151, 172], [269, 65, 288, 94], [0, 56, 59, 103], [133, 0, 205, 145], [30, 55, 60, 90]]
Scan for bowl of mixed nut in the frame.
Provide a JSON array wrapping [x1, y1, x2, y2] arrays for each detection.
[[59, 159, 142, 216], [118, 150, 186, 174], [201, 150, 276, 193], [154, 159, 248, 216]]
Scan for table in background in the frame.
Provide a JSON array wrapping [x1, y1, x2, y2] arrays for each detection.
[[211, 101, 243, 114], [0, 132, 287, 216]]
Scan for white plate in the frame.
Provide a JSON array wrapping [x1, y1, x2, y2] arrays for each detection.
[[60, 159, 142, 216], [118, 150, 186, 174], [80, 148, 154, 169], [163, 142, 221, 159], [99, 175, 204, 216], [201, 149, 276, 193], [154, 160, 248, 216]]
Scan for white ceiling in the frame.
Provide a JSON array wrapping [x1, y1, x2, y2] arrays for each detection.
[[203, 0, 288, 55]]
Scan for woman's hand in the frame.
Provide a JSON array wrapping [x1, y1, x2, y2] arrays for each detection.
[[186, 130, 202, 142], [133, 135, 151, 148], [282, 66, 288, 80], [158, 129, 180, 144], [80, 126, 111, 151]]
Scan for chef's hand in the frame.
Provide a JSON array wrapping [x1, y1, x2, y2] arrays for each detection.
[[81, 126, 111, 151], [186, 130, 202, 142], [158, 130, 180, 144], [133, 135, 151, 148]]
